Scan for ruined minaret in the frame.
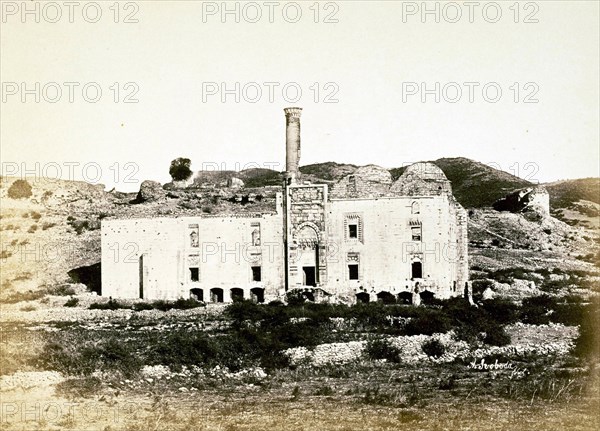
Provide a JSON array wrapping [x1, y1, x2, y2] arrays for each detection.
[[284, 107, 302, 184], [283, 107, 302, 291]]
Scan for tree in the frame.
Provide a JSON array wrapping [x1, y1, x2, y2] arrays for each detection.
[[7, 179, 32, 199], [169, 158, 193, 181]]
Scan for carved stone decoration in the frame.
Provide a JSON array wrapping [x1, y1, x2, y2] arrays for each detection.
[[187, 254, 200, 266], [347, 252, 360, 262]]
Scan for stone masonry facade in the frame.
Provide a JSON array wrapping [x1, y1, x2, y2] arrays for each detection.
[[101, 108, 468, 304]]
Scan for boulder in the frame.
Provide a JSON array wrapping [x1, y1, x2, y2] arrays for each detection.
[[482, 287, 495, 300], [493, 187, 550, 215], [227, 177, 244, 189], [136, 180, 166, 202]]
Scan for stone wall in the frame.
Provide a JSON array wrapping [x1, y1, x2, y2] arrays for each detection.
[[101, 210, 285, 302]]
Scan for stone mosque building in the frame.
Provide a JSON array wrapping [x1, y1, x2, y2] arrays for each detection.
[[101, 108, 469, 304]]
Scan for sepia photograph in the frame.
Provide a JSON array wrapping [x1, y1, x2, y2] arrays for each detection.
[[0, 1, 599, 429]]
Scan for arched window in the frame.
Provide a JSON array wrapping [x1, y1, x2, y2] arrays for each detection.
[[411, 201, 420, 214]]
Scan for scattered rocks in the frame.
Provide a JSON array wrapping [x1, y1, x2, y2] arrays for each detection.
[[0, 371, 64, 392], [227, 177, 244, 189], [493, 187, 550, 215]]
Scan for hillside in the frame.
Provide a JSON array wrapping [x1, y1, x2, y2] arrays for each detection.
[[1, 158, 598, 301]]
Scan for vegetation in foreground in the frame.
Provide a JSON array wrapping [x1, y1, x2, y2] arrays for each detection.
[[1, 293, 598, 430]]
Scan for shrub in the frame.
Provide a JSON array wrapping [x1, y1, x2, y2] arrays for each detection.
[[89, 299, 130, 310], [40, 337, 141, 377], [404, 309, 452, 336], [42, 222, 56, 230], [48, 284, 76, 296], [482, 298, 519, 325], [422, 339, 446, 357], [520, 295, 557, 324], [226, 299, 268, 323], [573, 299, 600, 360], [30, 211, 42, 220], [7, 180, 32, 199], [3, 290, 45, 303], [64, 297, 79, 307], [365, 338, 402, 363], [132, 302, 154, 311], [28, 224, 38, 233], [135, 298, 204, 312], [314, 385, 334, 396], [483, 326, 511, 346]]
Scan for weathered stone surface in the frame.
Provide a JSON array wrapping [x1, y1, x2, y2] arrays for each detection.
[[227, 177, 244, 189], [136, 180, 166, 202], [390, 162, 452, 196], [482, 287, 495, 300], [330, 165, 392, 198]]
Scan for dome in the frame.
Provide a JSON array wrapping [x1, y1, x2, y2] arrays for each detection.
[[390, 162, 452, 196], [401, 162, 448, 181]]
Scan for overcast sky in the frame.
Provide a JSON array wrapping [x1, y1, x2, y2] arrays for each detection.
[[1, 1, 598, 191]]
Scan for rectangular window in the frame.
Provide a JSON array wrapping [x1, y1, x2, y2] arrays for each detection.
[[348, 224, 358, 239], [252, 266, 262, 282], [189, 267, 199, 282], [348, 264, 359, 280], [411, 226, 422, 241]]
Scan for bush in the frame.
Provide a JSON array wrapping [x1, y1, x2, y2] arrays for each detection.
[[422, 339, 446, 357], [573, 299, 600, 360], [89, 299, 131, 310], [132, 302, 154, 311], [520, 295, 557, 324], [226, 299, 269, 323], [133, 298, 205, 312], [48, 284, 76, 296], [28, 224, 38, 233], [482, 298, 519, 325], [365, 338, 402, 363], [43, 337, 141, 377], [404, 309, 452, 336], [64, 297, 79, 307], [483, 326, 511, 346], [7, 180, 32, 199]]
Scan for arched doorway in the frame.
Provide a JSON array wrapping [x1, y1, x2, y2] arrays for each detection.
[[301, 290, 315, 302], [250, 287, 264, 303], [296, 225, 319, 287], [231, 288, 244, 302], [190, 288, 203, 301], [210, 288, 224, 303], [356, 292, 370, 304], [420, 290, 435, 304], [377, 291, 396, 304], [397, 291, 412, 305]]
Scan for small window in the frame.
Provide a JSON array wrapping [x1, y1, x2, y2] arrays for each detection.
[[411, 226, 422, 241], [348, 224, 358, 239], [411, 202, 420, 214], [252, 266, 262, 282], [251, 223, 261, 246], [348, 264, 359, 280], [189, 267, 199, 282]]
